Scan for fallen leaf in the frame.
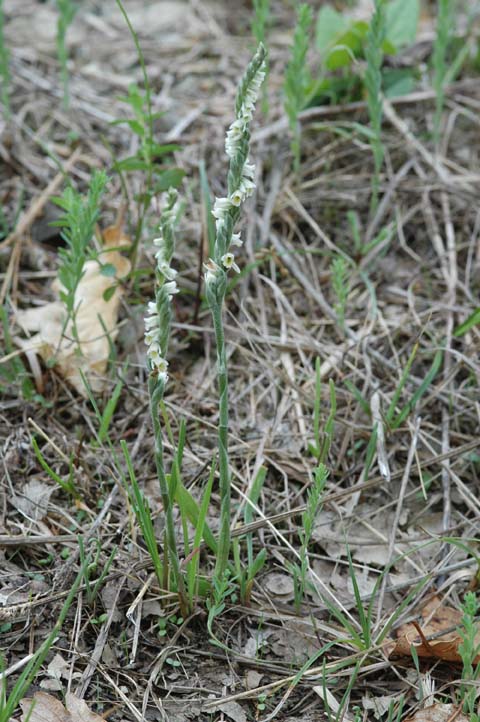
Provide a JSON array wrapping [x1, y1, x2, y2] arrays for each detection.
[[264, 572, 294, 598], [391, 595, 480, 663], [12, 480, 54, 521], [245, 669, 264, 690], [404, 703, 469, 722], [214, 701, 247, 722], [64, 693, 107, 722], [15, 220, 130, 397], [20, 692, 106, 722], [46, 653, 70, 682], [20, 692, 68, 722]]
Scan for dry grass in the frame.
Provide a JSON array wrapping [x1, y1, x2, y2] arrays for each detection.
[[1, 1, 480, 721]]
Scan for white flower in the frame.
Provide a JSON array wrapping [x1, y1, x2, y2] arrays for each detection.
[[145, 314, 159, 331], [238, 68, 265, 124], [225, 119, 244, 158], [157, 371, 169, 385], [148, 341, 162, 361], [230, 189, 243, 207], [155, 357, 169, 374], [212, 196, 231, 220], [221, 253, 240, 273], [230, 232, 242, 247], [164, 281, 179, 298], [157, 259, 178, 280], [239, 176, 255, 199], [242, 161, 255, 180], [148, 344, 169, 375], [152, 237, 163, 247], [204, 258, 221, 285], [147, 301, 157, 314], [144, 329, 157, 345], [214, 217, 225, 237]]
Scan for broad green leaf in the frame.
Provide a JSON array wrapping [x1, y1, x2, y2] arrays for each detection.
[[316, 5, 348, 51], [150, 143, 181, 157], [99, 263, 117, 277], [385, 0, 419, 49], [325, 22, 369, 70], [109, 118, 145, 136], [383, 68, 415, 98], [153, 167, 185, 192], [114, 156, 151, 172]]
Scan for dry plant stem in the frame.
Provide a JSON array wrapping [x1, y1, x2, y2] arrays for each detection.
[[149, 380, 188, 617]]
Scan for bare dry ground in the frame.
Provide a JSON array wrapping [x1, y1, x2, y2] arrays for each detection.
[[1, 1, 479, 721]]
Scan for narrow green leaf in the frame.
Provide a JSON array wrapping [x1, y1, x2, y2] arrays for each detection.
[[99, 378, 123, 442], [454, 308, 480, 337], [102, 285, 117, 302]]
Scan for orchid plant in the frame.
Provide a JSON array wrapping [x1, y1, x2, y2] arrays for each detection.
[[204, 43, 266, 582], [143, 188, 189, 615], [142, 45, 266, 616]]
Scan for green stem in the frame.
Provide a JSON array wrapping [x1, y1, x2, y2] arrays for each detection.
[[149, 379, 189, 617], [210, 299, 230, 580]]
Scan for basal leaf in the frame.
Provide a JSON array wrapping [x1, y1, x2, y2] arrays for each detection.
[[316, 5, 348, 52], [385, 0, 419, 49]]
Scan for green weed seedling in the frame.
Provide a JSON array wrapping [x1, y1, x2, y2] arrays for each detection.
[[385, 343, 442, 430], [78, 536, 117, 605], [0, 306, 52, 406], [432, 0, 453, 149], [114, 0, 184, 261], [288, 463, 328, 613], [284, 4, 312, 172], [113, 84, 184, 246], [310, 374, 336, 464], [52, 170, 108, 347], [315, 543, 430, 659], [364, 0, 386, 215], [0, 557, 88, 722], [330, 254, 350, 334], [457, 591, 480, 718], [0, 0, 9, 117], [206, 570, 237, 650], [122, 438, 166, 588], [56, 0, 77, 109], [233, 466, 267, 605], [160, 408, 214, 608], [312, 0, 419, 105], [31, 436, 79, 500]]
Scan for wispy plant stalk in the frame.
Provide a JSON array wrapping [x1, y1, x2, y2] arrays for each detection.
[[0, 0, 10, 117], [364, 0, 385, 215], [56, 0, 77, 109], [205, 44, 266, 582]]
